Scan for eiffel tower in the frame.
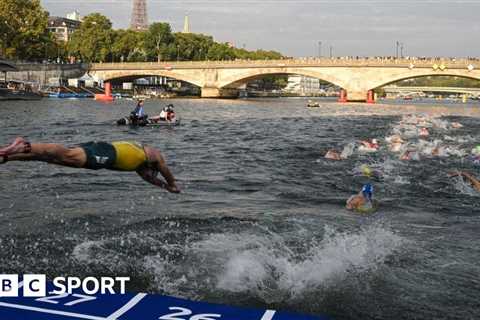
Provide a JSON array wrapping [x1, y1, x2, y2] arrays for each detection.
[[130, 0, 148, 30]]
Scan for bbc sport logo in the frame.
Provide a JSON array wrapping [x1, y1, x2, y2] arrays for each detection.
[[0, 274, 130, 297], [0, 274, 329, 319]]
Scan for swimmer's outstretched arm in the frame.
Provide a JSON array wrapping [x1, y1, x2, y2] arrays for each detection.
[[1, 138, 85, 168], [449, 171, 480, 191], [137, 147, 180, 193]]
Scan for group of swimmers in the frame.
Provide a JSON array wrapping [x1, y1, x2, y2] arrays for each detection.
[[325, 113, 480, 213], [1, 111, 479, 207]]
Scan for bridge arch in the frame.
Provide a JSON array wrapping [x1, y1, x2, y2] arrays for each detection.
[[367, 70, 480, 91], [94, 70, 204, 88], [217, 68, 345, 90]]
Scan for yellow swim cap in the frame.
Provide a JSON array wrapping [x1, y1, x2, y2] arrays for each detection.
[[361, 164, 372, 177]]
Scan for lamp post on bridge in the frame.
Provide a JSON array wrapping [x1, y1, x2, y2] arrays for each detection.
[[329, 45, 333, 58], [318, 41, 322, 58]]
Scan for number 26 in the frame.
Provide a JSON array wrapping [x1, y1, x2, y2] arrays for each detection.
[[159, 307, 221, 320]]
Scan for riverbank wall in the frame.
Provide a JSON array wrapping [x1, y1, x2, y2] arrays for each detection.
[[6, 63, 88, 86]]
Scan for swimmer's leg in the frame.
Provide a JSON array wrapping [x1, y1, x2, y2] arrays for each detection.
[[0, 138, 86, 168]]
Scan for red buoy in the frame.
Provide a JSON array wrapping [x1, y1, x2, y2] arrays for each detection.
[[367, 90, 375, 104], [95, 82, 114, 101], [338, 89, 347, 103]]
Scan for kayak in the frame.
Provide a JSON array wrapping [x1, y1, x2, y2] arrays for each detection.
[[116, 117, 181, 127]]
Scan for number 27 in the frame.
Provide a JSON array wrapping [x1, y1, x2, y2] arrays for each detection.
[[159, 307, 221, 320]]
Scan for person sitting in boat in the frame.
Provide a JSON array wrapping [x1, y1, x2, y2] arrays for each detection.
[[158, 106, 168, 120], [166, 105, 176, 122], [150, 105, 176, 123], [130, 100, 148, 124]]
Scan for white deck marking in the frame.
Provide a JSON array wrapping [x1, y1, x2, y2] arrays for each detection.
[[260, 310, 276, 320], [0, 301, 106, 320], [106, 293, 147, 320]]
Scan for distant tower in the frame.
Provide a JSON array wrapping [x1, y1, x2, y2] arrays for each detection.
[[182, 14, 190, 33], [130, 0, 148, 30]]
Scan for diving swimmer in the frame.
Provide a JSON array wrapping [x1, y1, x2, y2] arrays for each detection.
[[0, 137, 180, 193]]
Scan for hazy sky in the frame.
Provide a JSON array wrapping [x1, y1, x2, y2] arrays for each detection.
[[41, 0, 480, 58]]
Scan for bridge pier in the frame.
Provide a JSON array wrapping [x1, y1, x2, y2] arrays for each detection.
[[339, 89, 374, 103], [201, 87, 239, 98], [344, 90, 369, 102]]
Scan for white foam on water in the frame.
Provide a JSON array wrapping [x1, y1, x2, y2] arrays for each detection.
[[72, 240, 105, 263], [142, 254, 190, 296], [340, 142, 356, 159], [196, 224, 405, 302], [393, 176, 410, 184]]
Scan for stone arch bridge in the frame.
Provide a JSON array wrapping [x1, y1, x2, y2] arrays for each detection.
[[89, 58, 480, 102]]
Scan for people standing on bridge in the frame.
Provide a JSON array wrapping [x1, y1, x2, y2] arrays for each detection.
[[0, 137, 180, 193]]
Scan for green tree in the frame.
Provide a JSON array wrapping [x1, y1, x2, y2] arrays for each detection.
[[173, 33, 217, 61], [112, 29, 146, 62], [0, 0, 52, 60], [206, 42, 235, 60], [234, 49, 283, 60], [144, 23, 174, 62], [68, 13, 114, 62]]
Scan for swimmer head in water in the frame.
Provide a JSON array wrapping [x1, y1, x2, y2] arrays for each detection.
[[360, 164, 372, 177], [419, 128, 429, 137], [362, 183, 373, 202]]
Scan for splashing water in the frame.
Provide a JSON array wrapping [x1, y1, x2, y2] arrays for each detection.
[[211, 224, 404, 302], [340, 142, 356, 159], [451, 176, 479, 197]]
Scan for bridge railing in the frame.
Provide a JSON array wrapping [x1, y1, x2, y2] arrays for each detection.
[[383, 86, 480, 92], [91, 57, 479, 70]]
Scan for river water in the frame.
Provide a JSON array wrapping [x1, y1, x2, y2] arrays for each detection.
[[0, 97, 479, 319]]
